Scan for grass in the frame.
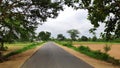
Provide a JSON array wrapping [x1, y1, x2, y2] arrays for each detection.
[[5, 42, 33, 46], [56, 41, 120, 66], [4, 42, 44, 58], [73, 41, 120, 45]]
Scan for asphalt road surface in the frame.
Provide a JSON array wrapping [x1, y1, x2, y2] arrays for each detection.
[[21, 42, 94, 68]]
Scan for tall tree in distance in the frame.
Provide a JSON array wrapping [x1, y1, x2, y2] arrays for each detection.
[[57, 34, 66, 41], [38, 31, 51, 41], [67, 29, 80, 41]]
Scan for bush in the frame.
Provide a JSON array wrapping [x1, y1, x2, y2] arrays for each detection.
[[60, 41, 73, 47], [0, 46, 8, 51], [104, 44, 111, 53], [78, 46, 120, 65], [78, 46, 90, 52], [56, 41, 120, 65], [78, 46, 109, 60]]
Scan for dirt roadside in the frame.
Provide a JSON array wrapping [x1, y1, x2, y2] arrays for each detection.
[[0, 44, 44, 68], [74, 44, 120, 59], [56, 43, 120, 68]]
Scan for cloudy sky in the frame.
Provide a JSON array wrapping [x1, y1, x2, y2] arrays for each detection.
[[36, 6, 105, 38]]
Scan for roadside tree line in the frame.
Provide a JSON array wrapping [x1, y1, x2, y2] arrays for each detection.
[[37, 29, 120, 43]]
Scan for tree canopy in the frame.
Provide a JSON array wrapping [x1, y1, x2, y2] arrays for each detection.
[[83, 0, 120, 40], [57, 34, 66, 41], [67, 29, 80, 41], [0, 0, 120, 42], [38, 31, 51, 41]]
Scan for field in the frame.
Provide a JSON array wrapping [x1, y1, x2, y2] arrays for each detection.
[[73, 42, 120, 59], [2, 42, 32, 55], [0, 42, 43, 68]]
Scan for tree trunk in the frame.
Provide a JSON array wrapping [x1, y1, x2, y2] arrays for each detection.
[[0, 41, 4, 51]]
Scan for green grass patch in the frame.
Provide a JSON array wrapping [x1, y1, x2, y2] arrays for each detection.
[[5, 42, 33, 46], [4, 42, 44, 58]]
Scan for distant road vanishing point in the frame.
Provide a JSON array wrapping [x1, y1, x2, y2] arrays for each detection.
[[21, 42, 94, 68]]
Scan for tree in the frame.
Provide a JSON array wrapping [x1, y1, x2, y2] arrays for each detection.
[[81, 0, 120, 40], [81, 36, 88, 41], [38, 31, 51, 41], [92, 36, 97, 41], [57, 34, 66, 41], [67, 29, 80, 41], [0, 0, 65, 50]]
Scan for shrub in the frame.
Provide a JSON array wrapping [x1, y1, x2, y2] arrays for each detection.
[[0, 46, 8, 51], [78, 46, 90, 52], [104, 44, 111, 53], [60, 41, 73, 47], [56, 41, 120, 65]]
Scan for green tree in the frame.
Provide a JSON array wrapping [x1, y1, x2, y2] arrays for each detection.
[[38, 31, 51, 41], [57, 34, 66, 41], [0, 0, 64, 50], [81, 0, 120, 40], [67, 29, 80, 41], [92, 36, 97, 41], [81, 36, 88, 41]]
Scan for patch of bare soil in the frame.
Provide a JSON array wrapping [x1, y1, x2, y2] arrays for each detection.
[[56, 43, 120, 68], [0, 45, 43, 68], [74, 44, 120, 59]]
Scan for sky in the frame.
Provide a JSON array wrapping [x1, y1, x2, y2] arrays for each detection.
[[36, 6, 105, 38]]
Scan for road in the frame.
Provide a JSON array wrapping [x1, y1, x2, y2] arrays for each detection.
[[21, 42, 94, 68]]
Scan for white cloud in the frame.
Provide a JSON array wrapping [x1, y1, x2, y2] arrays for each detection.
[[36, 7, 105, 38]]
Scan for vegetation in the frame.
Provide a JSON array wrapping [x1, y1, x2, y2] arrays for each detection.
[[56, 41, 120, 66], [67, 29, 80, 41], [78, 0, 120, 40], [4, 42, 44, 59], [57, 34, 66, 41], [0, 0, 120, 65], [80, 36, 88, 41], [0, 0, 69, 50], [38, 31, 51, 41], [104, 44, 111, 53]]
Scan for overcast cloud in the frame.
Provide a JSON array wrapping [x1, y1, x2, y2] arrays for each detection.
[[36, 6, 105, 38]]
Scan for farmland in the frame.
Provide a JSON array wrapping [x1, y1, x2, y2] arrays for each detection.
[[73, 42, 120, 59], [0, 42, 44, 68]]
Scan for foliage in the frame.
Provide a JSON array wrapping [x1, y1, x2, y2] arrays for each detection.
[[4, 42, 44, 58], [82, 0, 120, 40], [0, 0, 119, 49], [81, 36, 88, 41], [38, 31, 51, 41], [104, 44, 111, 53], [67, 29, 80, 41], [56, 41, 120, 65], [0, 46, 8, 51], [57, 34, 66, 41], [92, 36, 97, 41], [78, 45, 120, 65], [58, 41, 73, 48], [78, 46, 109, 61], [0, 0, 65, 50]]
